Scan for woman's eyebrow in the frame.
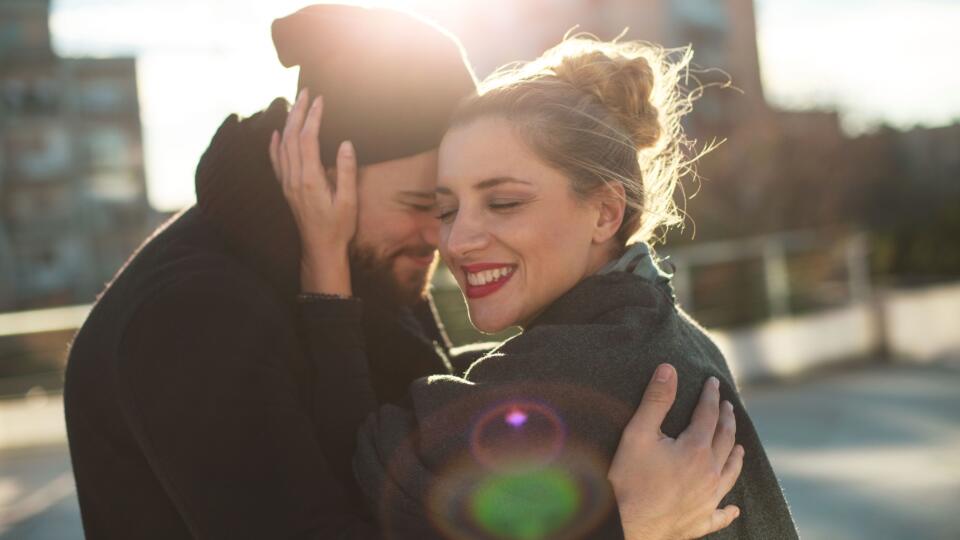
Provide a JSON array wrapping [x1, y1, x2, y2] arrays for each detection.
[[436, 177, 532, 195]]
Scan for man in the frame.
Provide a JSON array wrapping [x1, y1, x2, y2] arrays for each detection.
[[64, 5, 740, 539]]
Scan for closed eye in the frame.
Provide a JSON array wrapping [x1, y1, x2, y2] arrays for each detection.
[[407, 203, 436, 213], [436, 208, 457, 223]]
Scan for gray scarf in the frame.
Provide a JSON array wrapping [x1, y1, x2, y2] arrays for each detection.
[[598, 242, 675, 301]]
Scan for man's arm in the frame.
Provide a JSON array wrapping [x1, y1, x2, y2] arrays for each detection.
[[116, 274, 380, 539]]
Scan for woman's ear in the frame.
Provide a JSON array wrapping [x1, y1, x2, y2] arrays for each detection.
[[593, 182, 626, 244]]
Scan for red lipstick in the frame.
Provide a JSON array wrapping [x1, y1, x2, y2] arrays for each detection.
[[462, 263, 516, 299]]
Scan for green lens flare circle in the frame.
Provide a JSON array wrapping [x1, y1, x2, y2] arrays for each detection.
[[469, 467, 580, 540]]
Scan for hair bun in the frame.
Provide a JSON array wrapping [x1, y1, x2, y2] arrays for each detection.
[[552, 48, 661, 150]]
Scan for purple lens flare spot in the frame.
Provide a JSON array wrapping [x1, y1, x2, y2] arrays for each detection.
[[505, 408, 528, 428]]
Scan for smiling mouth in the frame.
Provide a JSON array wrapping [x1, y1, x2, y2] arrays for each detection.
[[463, 264, 516, 299]]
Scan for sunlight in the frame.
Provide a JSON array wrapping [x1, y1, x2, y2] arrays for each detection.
[[50, 0, 461, 211], [756, 0, 960, 133], [48, 0, 960, 210]]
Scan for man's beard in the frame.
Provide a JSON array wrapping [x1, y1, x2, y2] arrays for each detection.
[[349, 241, 435, 312]]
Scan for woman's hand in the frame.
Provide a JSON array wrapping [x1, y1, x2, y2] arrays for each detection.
[[269, 89, 358, 296], [608, 364, 744, 540]]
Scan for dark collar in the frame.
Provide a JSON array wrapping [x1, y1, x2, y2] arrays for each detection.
[[194, 98, 300, 298], [527, 272, 675, 330]]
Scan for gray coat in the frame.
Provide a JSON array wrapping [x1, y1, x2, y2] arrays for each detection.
[[352, 270, 799, 539]]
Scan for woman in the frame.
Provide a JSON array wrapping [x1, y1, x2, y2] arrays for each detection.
[[273, 37, 797, 539]]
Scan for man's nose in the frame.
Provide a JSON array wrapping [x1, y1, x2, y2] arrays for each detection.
[[417, 212, 440, 249]]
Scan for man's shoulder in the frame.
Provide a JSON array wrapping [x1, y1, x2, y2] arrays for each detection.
[[93, 210, 285, 340]]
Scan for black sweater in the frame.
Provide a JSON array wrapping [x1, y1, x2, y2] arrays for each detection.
[[63, 102, 453, 539], [312, 271, 800, 539]]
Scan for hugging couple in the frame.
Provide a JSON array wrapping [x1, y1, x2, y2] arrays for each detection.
[[64, 4, 797, 539]]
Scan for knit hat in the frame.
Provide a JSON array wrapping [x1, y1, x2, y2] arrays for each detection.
[[271, 4, 477, 166]]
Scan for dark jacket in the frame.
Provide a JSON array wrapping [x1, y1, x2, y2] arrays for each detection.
[[342, 270, 799, 539], [63, 100, 451, 539]]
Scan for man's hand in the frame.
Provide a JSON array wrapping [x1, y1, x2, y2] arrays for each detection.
[[608, 364, 743, 540]]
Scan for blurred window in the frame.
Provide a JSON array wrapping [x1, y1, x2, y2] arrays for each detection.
[[86, 126, 130, 168], [6, 185, 73, 223], [75, 78, 133, 114], [672, 0, 727, 30], [670, 0, 728, 69], [2, 78, 61, 114], [7, 125, 72, 180], [89, 171, 141, 203], [27, 77, 60, 114], [15, 236, 84, 294], [2, 79, 26, 110]]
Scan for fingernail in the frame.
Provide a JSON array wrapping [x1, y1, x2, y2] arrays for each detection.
[[734, 508, 740, 517], [710, 376, 720, 389], [723, 400, 733, 412], [654, 364, 672, 382], [298, 88, 308, 102], [311, 96, 322, 109], [340, 140, 354, 156]]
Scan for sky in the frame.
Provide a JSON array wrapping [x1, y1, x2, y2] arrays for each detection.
[[49, 0, 960, 211]]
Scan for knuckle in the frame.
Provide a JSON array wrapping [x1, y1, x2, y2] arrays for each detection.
[[644, 388, 670, 403]]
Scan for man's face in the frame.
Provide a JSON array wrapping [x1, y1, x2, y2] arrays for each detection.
[[349, 150, 440, 307]]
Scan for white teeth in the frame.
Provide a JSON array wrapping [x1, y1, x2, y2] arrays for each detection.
[[465, 266, 514, 287]]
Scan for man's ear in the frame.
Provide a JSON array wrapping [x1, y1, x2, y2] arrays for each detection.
[[593, 182, 626, 244]]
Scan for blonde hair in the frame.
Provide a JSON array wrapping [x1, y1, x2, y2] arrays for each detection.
[[451, 35, 700, 246]]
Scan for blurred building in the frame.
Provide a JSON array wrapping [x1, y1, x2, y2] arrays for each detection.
[[0, 0, 155, 311], [424, 0, 771, 136]]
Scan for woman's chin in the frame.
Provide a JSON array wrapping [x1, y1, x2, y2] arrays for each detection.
[[467, 308, 515, 335]]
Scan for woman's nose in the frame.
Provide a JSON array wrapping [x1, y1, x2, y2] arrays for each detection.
[[443, 210, 489, 259]]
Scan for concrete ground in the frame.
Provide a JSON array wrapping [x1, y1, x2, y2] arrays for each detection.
[[2, 359, 958, 539], [746, 359, 960, 540]]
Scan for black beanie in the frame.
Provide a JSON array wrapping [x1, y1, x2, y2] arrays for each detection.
[[271, 4, 477, 166]]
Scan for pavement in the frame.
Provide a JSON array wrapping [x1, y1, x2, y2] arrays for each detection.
[[746, 359, 960, 540], [1, 359, 958, 539]]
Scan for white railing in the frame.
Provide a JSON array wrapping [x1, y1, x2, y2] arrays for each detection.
[[1, 231, 959, 385]]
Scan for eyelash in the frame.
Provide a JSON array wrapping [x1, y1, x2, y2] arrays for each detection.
[[435, 201, 523, 223]]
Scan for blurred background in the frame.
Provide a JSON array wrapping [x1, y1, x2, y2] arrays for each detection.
[[1, 0, 958, 538]]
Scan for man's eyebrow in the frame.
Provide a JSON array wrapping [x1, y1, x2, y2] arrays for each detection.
[[436, 177, 532, 195], [396, 190, 436, 200]]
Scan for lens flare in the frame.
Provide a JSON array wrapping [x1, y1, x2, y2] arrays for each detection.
[[417, 387, 633, 539], [505, 408, 528, 427], [470, 400, 566, 470], [469, 467, 579, 540], [427, 444, 615, 540]]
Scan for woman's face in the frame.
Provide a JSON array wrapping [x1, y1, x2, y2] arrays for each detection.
[[436, 117, 615, 333]]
